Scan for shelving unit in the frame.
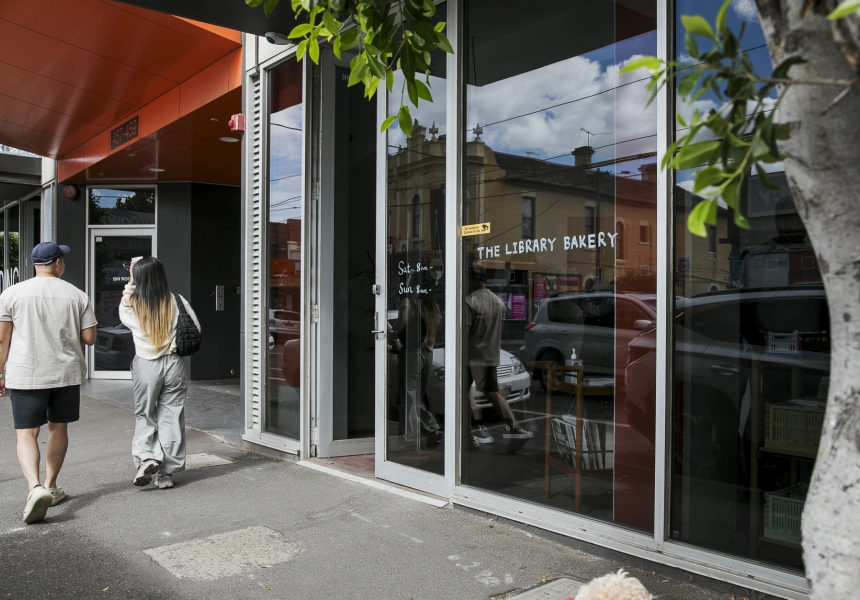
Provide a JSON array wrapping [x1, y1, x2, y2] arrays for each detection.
[[749, 353, 828, 555]]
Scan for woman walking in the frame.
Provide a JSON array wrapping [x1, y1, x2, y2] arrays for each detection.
[[120, 257, 200, 489]]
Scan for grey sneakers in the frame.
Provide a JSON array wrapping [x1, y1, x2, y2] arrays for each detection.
[[154, 473, 174, 489], [473, 424, 494, 444], [133, 459, 161, 487]]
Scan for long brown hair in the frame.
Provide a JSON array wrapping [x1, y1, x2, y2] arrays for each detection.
[[130, 257, 174, 350]]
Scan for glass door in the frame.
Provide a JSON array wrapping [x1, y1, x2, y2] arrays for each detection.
[[315, 50, 378, 456], [88, 229, 154, 379], [373, 5, 449, 496]]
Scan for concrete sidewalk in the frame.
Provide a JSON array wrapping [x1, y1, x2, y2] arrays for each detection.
[[1, 389, 751, 600]]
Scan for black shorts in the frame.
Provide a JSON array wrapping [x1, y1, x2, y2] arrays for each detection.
[[468, 365, 499, 394], [9, 385, 81, 429]]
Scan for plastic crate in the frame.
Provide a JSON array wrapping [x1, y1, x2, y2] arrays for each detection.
[[764, 483, 808, 545], [764, 402, 824, 456], [766, 331, 800, 357]]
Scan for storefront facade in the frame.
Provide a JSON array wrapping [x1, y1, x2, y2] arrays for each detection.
[[238, 1, 828, 598]]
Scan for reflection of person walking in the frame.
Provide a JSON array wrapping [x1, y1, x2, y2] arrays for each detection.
[[120, 257, 200, 489], [0, 243, 97, 523], [466, 264, 532, 444], [391, 279, 443, 448]]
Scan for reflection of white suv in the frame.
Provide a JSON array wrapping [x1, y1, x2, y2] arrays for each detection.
[[269, 309, 300, 343]]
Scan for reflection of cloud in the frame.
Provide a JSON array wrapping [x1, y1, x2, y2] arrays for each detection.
[[463, 33, 658, 164], [732, 0, 758, 22]]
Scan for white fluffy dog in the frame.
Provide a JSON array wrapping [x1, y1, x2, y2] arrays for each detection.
[[574, 569, 654, 600]]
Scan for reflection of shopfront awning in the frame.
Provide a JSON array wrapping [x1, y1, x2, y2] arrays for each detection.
[[116, 0, 299, 38], [0, 0, 243, 185]]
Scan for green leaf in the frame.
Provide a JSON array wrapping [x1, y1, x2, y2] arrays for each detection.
[[829, 0, 860, 19], [435, 31, 454, 54], [263, 0, 280, 15], [333, 35, 342, 59], [309, 37, 320, 63], [751, 136, 771, 160], [756, 166, 782, 190], [407, 80, 419, 105], [687, 199, 715, 237], [670, 140, 721, 170], [693, 167, 724, 193], [366, 55, 385, 79], [677, 70, 702, 98], [414, 79, 433, 102], [772, 56, 806, 80], [340, 28, 360, 51], [296, 39, 309, 61], [386, 69, 395, 93], [246, 0, 264, 6], [348, 58, 367, 87], [682, 14, 717, 40], [684, 31, 700, 60], [322, 11, 340, 36], [364, 77, 380, 100], [398, 105, 413, 138], [380, 115, 397, 133], [716, 0, 731, 33], [620, 56, 662, 74], [289, 23, 313, 38], [434, 21, 446, 33]]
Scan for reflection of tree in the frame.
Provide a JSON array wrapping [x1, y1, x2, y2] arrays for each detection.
[[8, 232, 17, 269], [89, 189, 155, 224]]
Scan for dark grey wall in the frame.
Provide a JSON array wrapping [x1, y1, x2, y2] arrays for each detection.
[[189, 183, 241, 380], [56, 185, 87, 291], [157, 182, 240, 380]]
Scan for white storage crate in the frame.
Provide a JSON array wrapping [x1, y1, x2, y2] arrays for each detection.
[[764, 402, 824, 456], [766, 331, 799, 357], [764, 483, 808, 545]]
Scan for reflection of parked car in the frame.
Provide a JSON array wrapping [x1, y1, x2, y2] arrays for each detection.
[[94, 324, 135, 370], [522, 293, 657, 386], [269, 310, 300, 343], [624, 287, 830, 445]]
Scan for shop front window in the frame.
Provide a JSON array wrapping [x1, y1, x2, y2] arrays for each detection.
[[670, 0, 829, 572], [266, 59, 304, 439], [461, 0, 658, 532], [89, 187, 155, 225]]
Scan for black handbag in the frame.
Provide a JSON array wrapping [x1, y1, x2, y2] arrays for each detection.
[[174, 294, 201, 356]]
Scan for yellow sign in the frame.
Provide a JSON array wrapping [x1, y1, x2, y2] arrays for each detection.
[[461, 223, 491, 237]]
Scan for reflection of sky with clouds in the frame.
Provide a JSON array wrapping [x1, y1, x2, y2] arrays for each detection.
[[91, 188, 139, 208], [269, 104, 303, 223], [464, 31, 658, 178]]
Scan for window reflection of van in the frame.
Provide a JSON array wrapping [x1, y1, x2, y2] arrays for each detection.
[[522, 292, 657, 387]]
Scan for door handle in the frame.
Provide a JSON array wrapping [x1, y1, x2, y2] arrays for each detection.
[[371, 330, 386, 336], [710, 365, 739, 376]]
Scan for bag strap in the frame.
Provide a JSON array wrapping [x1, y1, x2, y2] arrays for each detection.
[[174, 293, 188, 316]]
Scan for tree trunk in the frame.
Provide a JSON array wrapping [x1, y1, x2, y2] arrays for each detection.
[[755, 1, 860, 597]]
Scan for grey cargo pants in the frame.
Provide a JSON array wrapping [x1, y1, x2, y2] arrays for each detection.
[[130, 353, 187, 474]]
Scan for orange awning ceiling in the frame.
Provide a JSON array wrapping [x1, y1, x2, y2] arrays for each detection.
[[0, 0, 243, 183]]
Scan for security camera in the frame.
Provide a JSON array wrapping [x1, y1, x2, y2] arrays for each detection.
[[265, 32, 292, 45]]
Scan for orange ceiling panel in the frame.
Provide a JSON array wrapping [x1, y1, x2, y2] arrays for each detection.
[[0, 0, 241, 160], [62, 88, 242, 187]]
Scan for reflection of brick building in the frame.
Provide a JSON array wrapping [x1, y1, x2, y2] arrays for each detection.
[[269, 218, 302, 312]]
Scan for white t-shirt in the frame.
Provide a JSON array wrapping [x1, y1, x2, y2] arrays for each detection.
[[0, 277, 98, 389]]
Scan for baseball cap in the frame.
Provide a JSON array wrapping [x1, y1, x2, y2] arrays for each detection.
[[32, 242, 70, 266]]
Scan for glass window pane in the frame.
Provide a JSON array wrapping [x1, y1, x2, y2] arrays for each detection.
[[89, 188, 155, 225], [671, 0, 829, 572], [461, 0, 658, 533], [385, 13, 447, 472], [266, 59, 304, 439]]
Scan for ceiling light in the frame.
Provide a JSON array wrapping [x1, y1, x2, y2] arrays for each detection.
[[220, 136, 239, 143], [149, 167, 165, 173]]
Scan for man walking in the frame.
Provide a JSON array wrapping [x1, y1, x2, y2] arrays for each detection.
[[0, 243, 97, 523], [466, 263, 532, 444]]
